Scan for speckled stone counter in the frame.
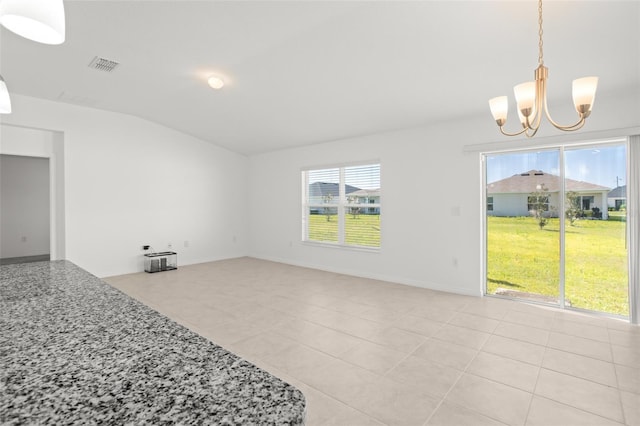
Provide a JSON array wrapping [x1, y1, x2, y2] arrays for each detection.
[[0, 261, 305, 425]]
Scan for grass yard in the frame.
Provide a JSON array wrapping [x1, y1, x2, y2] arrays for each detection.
[[308, 214, 380, 247], [487, 216, 628, 316]]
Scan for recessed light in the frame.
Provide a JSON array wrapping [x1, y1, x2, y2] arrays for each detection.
[[207, 75, 224, 90]]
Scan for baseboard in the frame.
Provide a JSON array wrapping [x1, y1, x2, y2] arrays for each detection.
[[249, 253, 479, 297]]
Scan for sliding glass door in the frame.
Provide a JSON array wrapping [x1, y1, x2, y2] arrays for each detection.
[[485, 143, 628, 317], [486, 150, 561, 305], [563, 145, 628, 316]]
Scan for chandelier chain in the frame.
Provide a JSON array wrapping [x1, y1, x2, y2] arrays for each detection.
[[538, 0, 544, 65]]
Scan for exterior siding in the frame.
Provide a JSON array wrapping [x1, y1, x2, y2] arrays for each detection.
[[489, 191, 608, 219]]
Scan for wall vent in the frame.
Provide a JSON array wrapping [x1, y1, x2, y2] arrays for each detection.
[[88, 56, 120, 72]]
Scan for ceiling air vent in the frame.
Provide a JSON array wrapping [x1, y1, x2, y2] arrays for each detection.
[[88, 56, 120, 72]]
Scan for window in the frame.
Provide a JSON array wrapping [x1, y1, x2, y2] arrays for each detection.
[[302, 163, 380, 248], [580, 195, 595, 210], [527, 195, 549, 212], [487, 196, 494, 211]]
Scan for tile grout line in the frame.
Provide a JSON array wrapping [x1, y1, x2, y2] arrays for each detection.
[[422, 308, 500, 426], [609, 327, 629, 426]]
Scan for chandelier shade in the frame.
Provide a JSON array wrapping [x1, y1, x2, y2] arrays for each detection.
[[0, 75, 12, 114], [514, 82, 536, 118], [572, 76, 598, 115], [0, 0, 65, 45], [489, 0, 598, 137]]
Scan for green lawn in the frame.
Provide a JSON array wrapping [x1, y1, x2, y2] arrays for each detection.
[[308, 214, 380, 247], [487, 216, 628, 316]]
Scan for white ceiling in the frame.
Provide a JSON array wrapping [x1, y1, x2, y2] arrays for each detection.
[[1, 1, 638, 155]]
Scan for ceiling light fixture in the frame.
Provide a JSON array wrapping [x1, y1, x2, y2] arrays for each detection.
[[207, 75, 225, 90], [0, 74, 12, 114], [0, 0, 66, 45], [489, 0, 597, 138]]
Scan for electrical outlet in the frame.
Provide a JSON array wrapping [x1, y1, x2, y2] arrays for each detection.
[[184, 240, 189, 248]]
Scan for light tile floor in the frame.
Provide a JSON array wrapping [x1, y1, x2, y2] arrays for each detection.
[[105, 257, 640, 426]]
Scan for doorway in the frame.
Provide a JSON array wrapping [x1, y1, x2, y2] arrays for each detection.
[[484, 142, 628, 317], [0, 154, 51, 265]]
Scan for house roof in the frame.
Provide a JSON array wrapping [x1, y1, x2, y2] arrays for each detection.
[[608, 185, 627, 198], [309, 182, 360, 198], [487, 170, 610, 194], [349, 188, 380, 198]]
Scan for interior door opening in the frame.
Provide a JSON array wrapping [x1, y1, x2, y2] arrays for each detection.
[[0, 154, 51, 265]]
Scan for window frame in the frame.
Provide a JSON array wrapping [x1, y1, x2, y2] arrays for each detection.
[[302, 161, 381, 250]]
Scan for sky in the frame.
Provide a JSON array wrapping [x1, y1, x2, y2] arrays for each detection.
[[486, 144, 626, 189]]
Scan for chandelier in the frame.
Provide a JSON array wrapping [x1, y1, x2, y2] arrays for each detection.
[[0, 0, 66, 45], [489, 0, 598, 137]]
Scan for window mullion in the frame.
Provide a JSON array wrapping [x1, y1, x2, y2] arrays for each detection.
[[559, 146, 566, 309], [302, 172, 308, 241], [338, 167, 345, 245]]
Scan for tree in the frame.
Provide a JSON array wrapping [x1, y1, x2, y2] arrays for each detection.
[[323, 193, 334, 222], [529, 183, 551, 230], [347, 195, 361, 219], [565, 191, 582, 226]]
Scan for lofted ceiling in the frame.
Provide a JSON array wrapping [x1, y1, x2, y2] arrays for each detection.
[[1, 1, 638, 155]]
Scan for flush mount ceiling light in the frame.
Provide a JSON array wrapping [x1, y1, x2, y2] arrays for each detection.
[[0, 74, 11, 114], [489, 0, 598, 138], [207, 75, 225, 90], [0, 0, 66, 45]]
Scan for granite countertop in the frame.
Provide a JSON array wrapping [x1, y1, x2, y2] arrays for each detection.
[[0, 261, 305, 425]]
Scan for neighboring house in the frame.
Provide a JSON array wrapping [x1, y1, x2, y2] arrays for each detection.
[[308, 183, 380, 215], [308, 182, 360, 204], [308, 182, 360, 214], [608, 185, 626, 210], [487, 170, 610, 219], [347, 188, 380, 214]]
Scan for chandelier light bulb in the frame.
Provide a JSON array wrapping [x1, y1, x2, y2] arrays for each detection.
[[207, 75, 225, 90], [0, 0, 66, 45]]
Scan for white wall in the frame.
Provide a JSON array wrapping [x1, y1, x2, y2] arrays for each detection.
[[0, 155, 50, 258], [0, 94, 249, 277], [248, 122, 482, 295], [248, 90, 640, 297]]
